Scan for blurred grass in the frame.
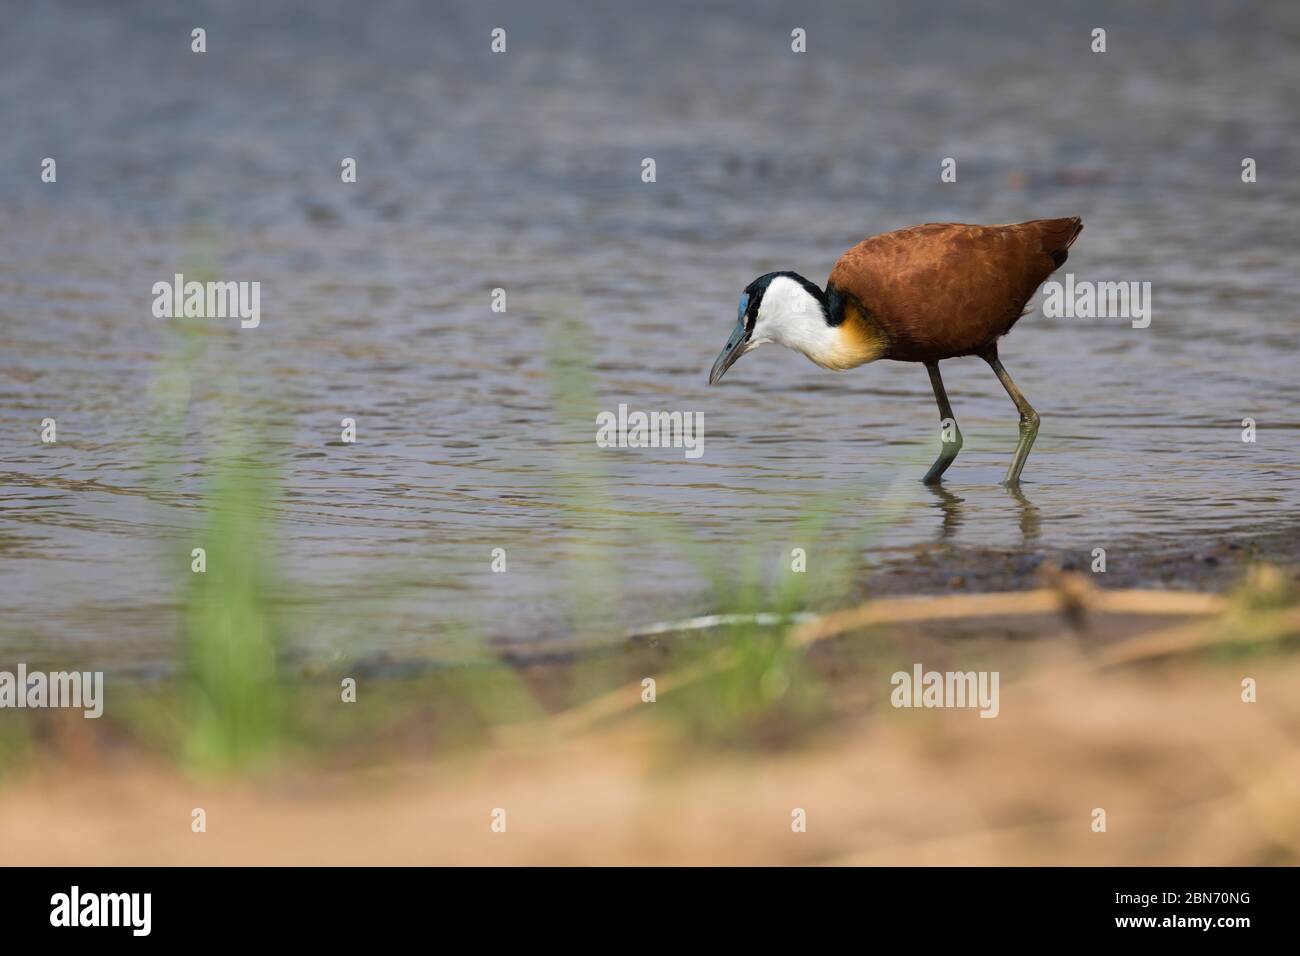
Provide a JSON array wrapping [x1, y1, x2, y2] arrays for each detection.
[[1206, 563, 1300, 660], [0, 719, 31, 781], [180, 437, 283, 769]]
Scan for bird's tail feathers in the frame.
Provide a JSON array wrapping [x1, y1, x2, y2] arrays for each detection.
[[1039, 216, 1083, 268]]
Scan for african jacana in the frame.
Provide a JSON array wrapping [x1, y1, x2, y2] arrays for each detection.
[[709, 218, 1082, 486]]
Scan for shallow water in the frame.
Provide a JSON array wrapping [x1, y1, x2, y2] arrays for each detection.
[[2, 1, 1298, 667]]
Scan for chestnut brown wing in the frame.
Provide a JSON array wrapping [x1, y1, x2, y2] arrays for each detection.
[[827, 218, 1082, 362]]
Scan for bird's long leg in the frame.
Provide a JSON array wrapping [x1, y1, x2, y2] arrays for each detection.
[[982, 350, 1040, 486], [922, 361, 962, 484]]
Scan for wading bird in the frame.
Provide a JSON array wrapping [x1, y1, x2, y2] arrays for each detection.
[[708, 218, 1082, 486]]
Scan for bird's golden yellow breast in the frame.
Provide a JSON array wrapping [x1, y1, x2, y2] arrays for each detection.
[[814, 302, 887, 370]]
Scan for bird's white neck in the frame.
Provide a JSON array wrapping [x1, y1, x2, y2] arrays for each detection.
[[750, 276, 829, 347], [752, 275, 879, 370]]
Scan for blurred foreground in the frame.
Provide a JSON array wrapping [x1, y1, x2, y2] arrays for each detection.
[[2, 566, 1297, 866]]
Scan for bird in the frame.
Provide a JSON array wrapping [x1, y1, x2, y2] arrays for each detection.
[[708, 217, 1082, 486]]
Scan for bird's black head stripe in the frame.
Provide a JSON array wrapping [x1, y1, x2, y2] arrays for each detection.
[[742, 271, 829, 330]]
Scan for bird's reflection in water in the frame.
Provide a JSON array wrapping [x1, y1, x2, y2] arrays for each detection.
[[925, 482, 965, 540], [1005, 484, 1041, 543], [925, 482, 1041, 544]]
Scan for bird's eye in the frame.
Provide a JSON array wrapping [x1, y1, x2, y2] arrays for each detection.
[[737, 293, 750, 323]]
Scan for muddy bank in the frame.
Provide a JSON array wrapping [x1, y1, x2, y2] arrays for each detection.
[[242, 525, 1300, 677], [860, 523, 1300, 598]]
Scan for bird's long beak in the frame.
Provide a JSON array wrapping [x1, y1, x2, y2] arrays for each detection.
[[709, 319, 748, 385]]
